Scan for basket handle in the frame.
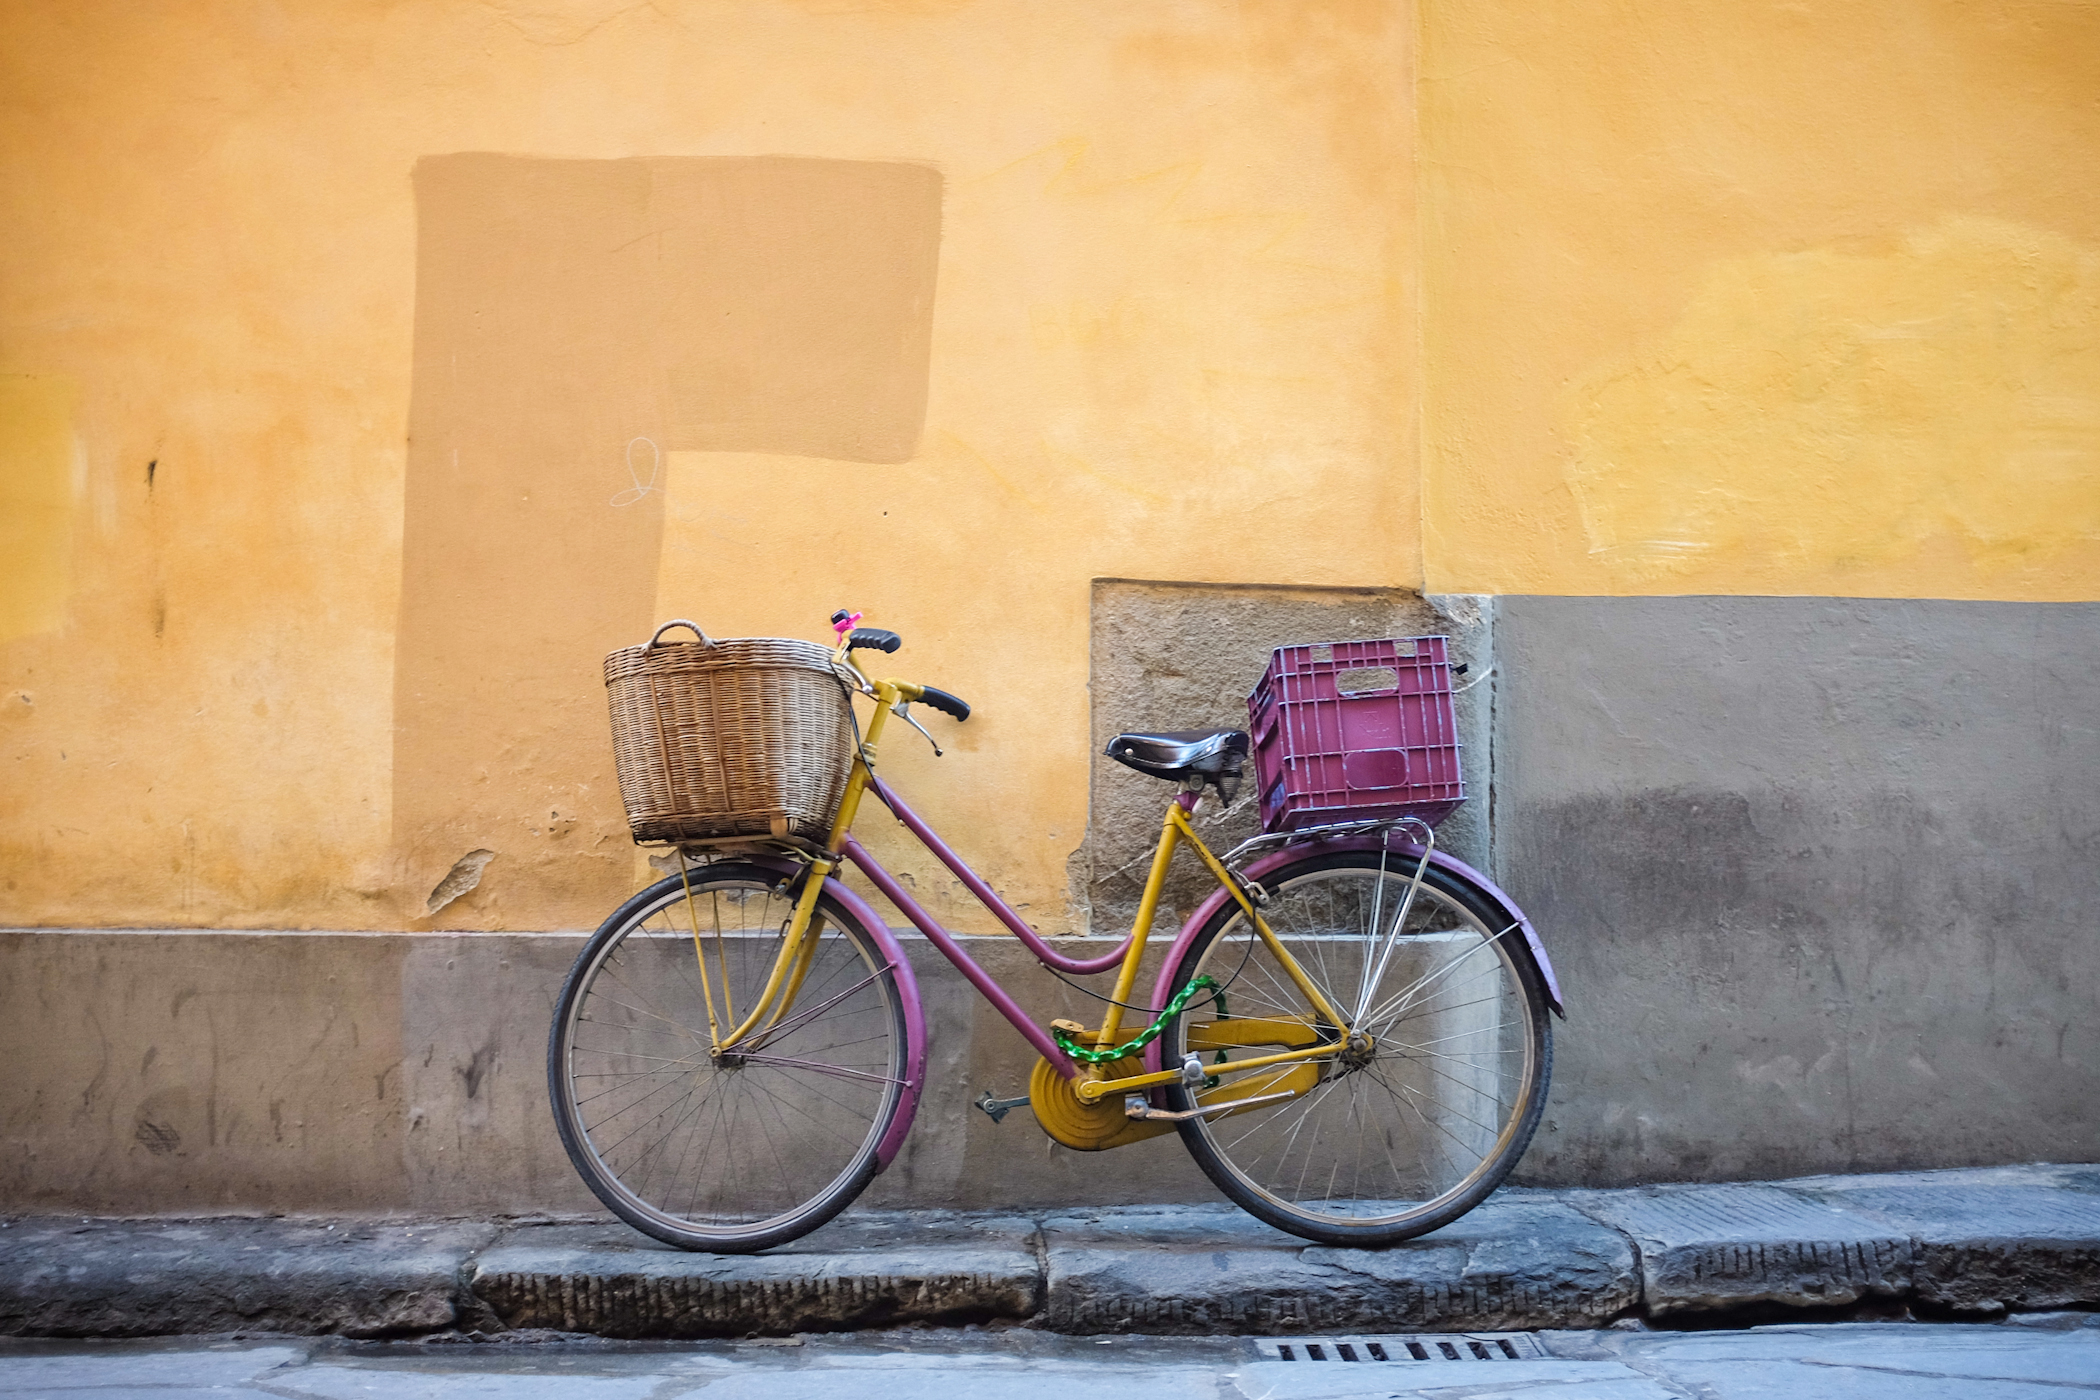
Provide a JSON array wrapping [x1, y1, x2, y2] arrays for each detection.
[[647, 619, 716, 649]]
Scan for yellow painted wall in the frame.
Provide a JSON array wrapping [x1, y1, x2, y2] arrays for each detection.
[[1420, 1, 2100, 600], [5, 1, 2094, 933], [0, 1, 1414, 931], [0, 376, 78, 646]]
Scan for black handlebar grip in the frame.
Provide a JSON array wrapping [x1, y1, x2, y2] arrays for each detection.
[[848, 628, 902, 653], [919, 686, 970, 722]]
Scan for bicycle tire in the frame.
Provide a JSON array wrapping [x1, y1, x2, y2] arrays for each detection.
[[1158, 848, 1552, 1245], [547, 862, 909, 1252]]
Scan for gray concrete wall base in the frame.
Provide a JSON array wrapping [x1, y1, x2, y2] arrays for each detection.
[[1496, 596, 2100, 1186], [0, 927, 1222, 1215]]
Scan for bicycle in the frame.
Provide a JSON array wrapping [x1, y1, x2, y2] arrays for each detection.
[[548, 612, 1564, 1253]]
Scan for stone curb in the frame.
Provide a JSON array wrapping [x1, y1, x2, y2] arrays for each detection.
[[0, 1218, 498, 1338], [468, 1215, 1043, 1337], [1, 1165, 2094, 1338], [1034, 1198, 1637, 1335]]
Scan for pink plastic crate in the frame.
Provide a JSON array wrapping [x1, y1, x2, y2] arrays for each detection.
[[1246, 636, 1466, 833]]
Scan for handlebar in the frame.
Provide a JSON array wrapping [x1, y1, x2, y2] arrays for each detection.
[[832, 609, 970, 722], [890, 678, 971, 722], [874, 677, 970, 724], [848, 628, 901, 653], [916, 686, 970, 722]]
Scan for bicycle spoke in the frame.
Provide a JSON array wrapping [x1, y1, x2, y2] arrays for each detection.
[[1358, 924, 1519, 1029], [570, 1061, 707, 1111], [1373, 1067, 1504, 1175], [1160, 853, 1549, 1244], [737, 1053, 905, 1087], [736, 967, 888, 1054], [580, 986, 712, 1044], [552, 869, 907, 1249]]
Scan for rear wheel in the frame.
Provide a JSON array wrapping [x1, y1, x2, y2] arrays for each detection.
[[548, 862, 909, 1252], [1159, 849, 1552, 1244]]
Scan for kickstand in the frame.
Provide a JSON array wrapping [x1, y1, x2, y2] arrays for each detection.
[[974, 1090, 1032, 1124]]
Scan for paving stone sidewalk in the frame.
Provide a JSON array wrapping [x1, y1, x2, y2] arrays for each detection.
[[3, 1164, 2095, 1340]]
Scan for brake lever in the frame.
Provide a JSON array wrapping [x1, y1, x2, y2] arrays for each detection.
[[894, 700, 943, 757]]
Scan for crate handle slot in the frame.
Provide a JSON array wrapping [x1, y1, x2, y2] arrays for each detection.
[[1333, 666, 1401, 696]]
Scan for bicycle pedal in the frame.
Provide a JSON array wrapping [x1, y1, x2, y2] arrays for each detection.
[[974, 1090, 1032, 1124]]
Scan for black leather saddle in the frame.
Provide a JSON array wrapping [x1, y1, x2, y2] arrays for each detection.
[[1104, 728, 1249, 801]]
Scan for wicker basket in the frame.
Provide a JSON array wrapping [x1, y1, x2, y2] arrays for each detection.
[[605, 621, 856, 844]]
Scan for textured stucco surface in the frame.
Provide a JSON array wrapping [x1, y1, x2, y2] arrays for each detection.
[[1494, 596, 2100, 1186], [3, 0, 2093, 938], [2, 0, 2095, 1214]]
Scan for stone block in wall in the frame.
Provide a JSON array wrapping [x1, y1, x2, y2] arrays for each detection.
[[1079, 581, 1493, 938]]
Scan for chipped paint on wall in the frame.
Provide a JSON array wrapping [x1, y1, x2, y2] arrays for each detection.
[[1565, 218, 2100, 593], [0, 375, 79, 644]]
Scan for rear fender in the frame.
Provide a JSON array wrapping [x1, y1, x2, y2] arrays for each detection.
[[1142, 837, 1563, 1075]]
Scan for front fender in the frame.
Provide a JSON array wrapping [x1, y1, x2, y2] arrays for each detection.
[[1142, 837, 1563, 1073], [743, 855, 926, 1171]]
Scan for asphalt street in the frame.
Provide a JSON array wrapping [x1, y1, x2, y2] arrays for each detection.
[[1, 1319, 2096, 1399]]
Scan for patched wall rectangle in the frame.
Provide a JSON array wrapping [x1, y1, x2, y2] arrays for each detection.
[[394, 155, 942, 927]]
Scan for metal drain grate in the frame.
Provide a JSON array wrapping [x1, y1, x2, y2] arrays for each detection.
[[1254, 1333, 1545, 1363]]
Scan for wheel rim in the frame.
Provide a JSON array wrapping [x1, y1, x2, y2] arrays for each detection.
[[556, 876, 904, 1243], [1172, 859, 1544, 1233]]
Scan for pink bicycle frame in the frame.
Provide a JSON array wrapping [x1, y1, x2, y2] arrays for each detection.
[[843, 775, 1131, 1073], [756, 771, 1559, 1175]]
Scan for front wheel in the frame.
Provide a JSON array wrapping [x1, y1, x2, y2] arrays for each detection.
[[548, 861, 910, 1252], [1159, 849, 1552, 1245]]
